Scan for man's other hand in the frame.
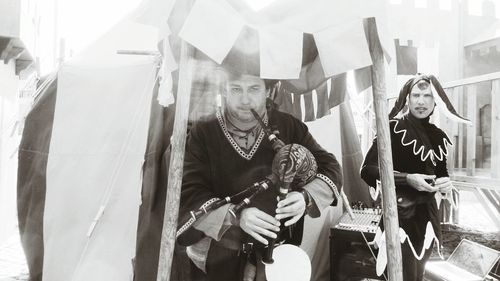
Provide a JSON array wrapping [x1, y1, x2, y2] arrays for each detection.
[[275, 191, 306, 227], [406, 174, 437, 192], [240, 207, 280, 245]]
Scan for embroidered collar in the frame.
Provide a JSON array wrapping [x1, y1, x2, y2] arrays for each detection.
[[216, 110, 267, 160], [390, 119, 452, 166]]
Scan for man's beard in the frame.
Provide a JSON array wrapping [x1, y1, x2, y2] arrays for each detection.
[[226, 106, 265, 129]]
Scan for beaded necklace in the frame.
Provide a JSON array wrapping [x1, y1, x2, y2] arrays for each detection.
[[225, 117, 260, 149], [216, 110, 267, 160]]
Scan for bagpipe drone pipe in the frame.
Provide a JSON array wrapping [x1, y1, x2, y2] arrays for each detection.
[[176, 109, 318, 263]]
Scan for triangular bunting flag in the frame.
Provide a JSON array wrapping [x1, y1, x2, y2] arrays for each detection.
[[292, 93, 303, 120], [303, 92, 315, 122], [315, 81, 330, 119], [329, 73, 348, 108]]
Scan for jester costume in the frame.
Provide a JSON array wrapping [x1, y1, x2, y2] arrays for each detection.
[[360, 74, 468, 281], [179, 108, 342, 281]]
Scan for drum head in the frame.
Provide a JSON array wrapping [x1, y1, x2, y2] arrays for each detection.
[[265, 244, 311, 281]]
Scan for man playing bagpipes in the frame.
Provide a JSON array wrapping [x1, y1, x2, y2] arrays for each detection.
[[177, 68, 343, 281]]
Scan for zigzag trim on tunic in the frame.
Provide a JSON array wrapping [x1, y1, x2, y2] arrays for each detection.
[[373, 221, 444, 276], [216, 110, 267, 161], [390, 119, 452, 166]]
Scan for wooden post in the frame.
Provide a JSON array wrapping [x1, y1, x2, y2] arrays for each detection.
[[364, 17, 403, 281], [363, 88, 375, 153], [491, 80, 500, 178], [448, 87, 459, 224], [156, 41, 195, 281], [458, 87, 464, 170], [466, 85, 477, 176], [446, 87, 457, 173]]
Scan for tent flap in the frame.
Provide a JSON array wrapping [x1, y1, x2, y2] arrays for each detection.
[[42, 60, 157, 281]]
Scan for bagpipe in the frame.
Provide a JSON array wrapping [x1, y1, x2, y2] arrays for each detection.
[[176, 108, 333, 280], [176, 108, 318, 238]]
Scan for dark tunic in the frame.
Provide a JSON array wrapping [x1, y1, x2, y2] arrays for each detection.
[[179, 109, 342, 280], [360, 114, 450, 281]]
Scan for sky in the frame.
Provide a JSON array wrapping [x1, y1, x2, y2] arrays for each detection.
[[36, 0, 500, 75], [59, 0, 143, 55], [57, 0, 277, 56], [35, 0, 143, 74]]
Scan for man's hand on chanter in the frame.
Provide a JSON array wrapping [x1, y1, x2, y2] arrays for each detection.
[[275, 191, 306, 227], [239, 207, 280, 245]]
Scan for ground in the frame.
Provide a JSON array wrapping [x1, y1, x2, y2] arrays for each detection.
[[1, 213, 498, 280]]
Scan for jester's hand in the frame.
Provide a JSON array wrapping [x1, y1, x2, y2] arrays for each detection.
[[275, 191, 306, 227], [406, 174, 437, 192], [434, 177, 453, 193]]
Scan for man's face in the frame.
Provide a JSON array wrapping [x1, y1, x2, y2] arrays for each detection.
[[408, 83, 435, 119], [225, 74, 268, 123]]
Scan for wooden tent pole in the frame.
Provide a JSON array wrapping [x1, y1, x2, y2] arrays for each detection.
[[156, 41, 195, 281], [364, 17, 403, 280]]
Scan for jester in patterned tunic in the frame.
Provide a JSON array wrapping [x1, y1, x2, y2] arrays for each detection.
[[178, 71, 342, 281], [360, 74, 469, 281]]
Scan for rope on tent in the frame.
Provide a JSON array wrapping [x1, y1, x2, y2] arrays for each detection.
[[8, 70, 58, 160], [348, 95, 376, 136], [361, 96, 374, 114], [33, 70, 58, 101], [69, 60, 160, 280], [93, 62, 160, 227], [91, 62, 160, 236]]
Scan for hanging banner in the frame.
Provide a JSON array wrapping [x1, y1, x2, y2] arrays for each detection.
[[179, 0, 245, 64], [314, 19, 372, 77], [259, 26, 303, 79]]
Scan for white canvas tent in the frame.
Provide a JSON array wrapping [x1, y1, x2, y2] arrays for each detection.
[[18, 18, 161, 281]]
